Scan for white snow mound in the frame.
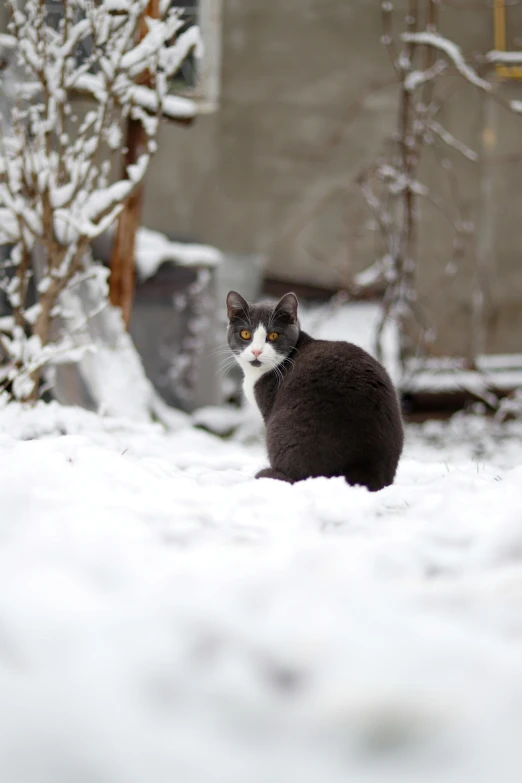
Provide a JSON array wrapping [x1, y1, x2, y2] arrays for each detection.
[[0, 401, 522, 783]]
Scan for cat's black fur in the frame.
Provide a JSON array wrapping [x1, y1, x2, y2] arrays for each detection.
[[227, 291, 404, 491]]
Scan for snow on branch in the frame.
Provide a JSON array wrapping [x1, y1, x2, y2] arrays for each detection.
[[69, 24, 200, 120], [0, 33, 16, 53], [160, 25, 203, 76], [0, 0, 200, 401], [486, 50, 522, 65], [404, 60, 447, 92], [0, 208, 22, 244], [427, 120, 479, 162], [368, 3, 522, 370], [402, 32, 492, 92], [130, 85, 197, 120]]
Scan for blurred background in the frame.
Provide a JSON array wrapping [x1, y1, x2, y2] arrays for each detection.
[[1, 7, 522, 782], [1, 0, 521, 420]]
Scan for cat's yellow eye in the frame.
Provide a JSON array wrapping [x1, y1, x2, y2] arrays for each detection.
[[268, 332, 279, 342], [240, 329, 251, 340]]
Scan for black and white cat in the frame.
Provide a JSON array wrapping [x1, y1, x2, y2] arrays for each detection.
[[227, 290, 404, 491]]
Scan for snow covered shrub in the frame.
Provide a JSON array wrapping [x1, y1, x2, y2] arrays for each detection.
[[358, 1, 522, 368], [0, 0, 200, 402], [496, 389, 522, 422]]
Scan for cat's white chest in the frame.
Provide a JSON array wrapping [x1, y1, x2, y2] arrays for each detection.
[[242, 364, 264, 409]]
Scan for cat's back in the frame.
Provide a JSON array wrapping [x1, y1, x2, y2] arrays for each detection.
[[255, 331, 403, 489], [283, 336, 395, 400], [270, 333, 403, 448]]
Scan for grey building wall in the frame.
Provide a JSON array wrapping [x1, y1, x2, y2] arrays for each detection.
[[142, 0, 522, 358], [0, 1, 520, 358]]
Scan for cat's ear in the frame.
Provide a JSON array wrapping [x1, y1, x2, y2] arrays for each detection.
[[226, 291, 249, 321], [275, 292, 298, 324]]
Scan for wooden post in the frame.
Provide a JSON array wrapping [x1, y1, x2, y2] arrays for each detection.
[[109, 0, 159, 328], [109, 119, 146, 327]]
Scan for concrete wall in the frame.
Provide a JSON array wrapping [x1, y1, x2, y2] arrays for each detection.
[[0, 1, 520, 357], [142, 0, 522, 358]]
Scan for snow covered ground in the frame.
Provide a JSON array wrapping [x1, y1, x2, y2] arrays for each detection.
[[1, 401, 522, 783]]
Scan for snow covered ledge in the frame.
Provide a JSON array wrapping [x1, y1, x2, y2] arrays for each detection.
[[49, 230, 224, 421], [130, 228, 225, 412], [134, 228, 223, 280]]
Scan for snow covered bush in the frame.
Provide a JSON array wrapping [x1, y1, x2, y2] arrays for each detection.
[[0, 0, 200, 402]]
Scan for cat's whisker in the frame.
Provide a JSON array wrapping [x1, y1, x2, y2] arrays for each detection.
[[216, 360, 239, 379], [211, 344, 234, 356], [217, 368, 236, 378], [218, 356, 236, 366], [213, 351, 236, 360], [265, 357, 285, 387], [217, 358, 238, 372], [212, 350, 235, 359], [233, 317, 250, 328], [216, 361, 232, 373], [236, 307, 251, 328], [218, 357, 238, 370]]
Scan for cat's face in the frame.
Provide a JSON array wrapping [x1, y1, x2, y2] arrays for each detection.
[[226, 291, 300, 377]]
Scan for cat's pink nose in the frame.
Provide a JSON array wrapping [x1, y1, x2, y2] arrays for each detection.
[[251, 348, 262, 358]]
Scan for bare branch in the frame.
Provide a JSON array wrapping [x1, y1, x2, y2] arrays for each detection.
[[427, 119, 479, 161], [402, 31, 492, 91]]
